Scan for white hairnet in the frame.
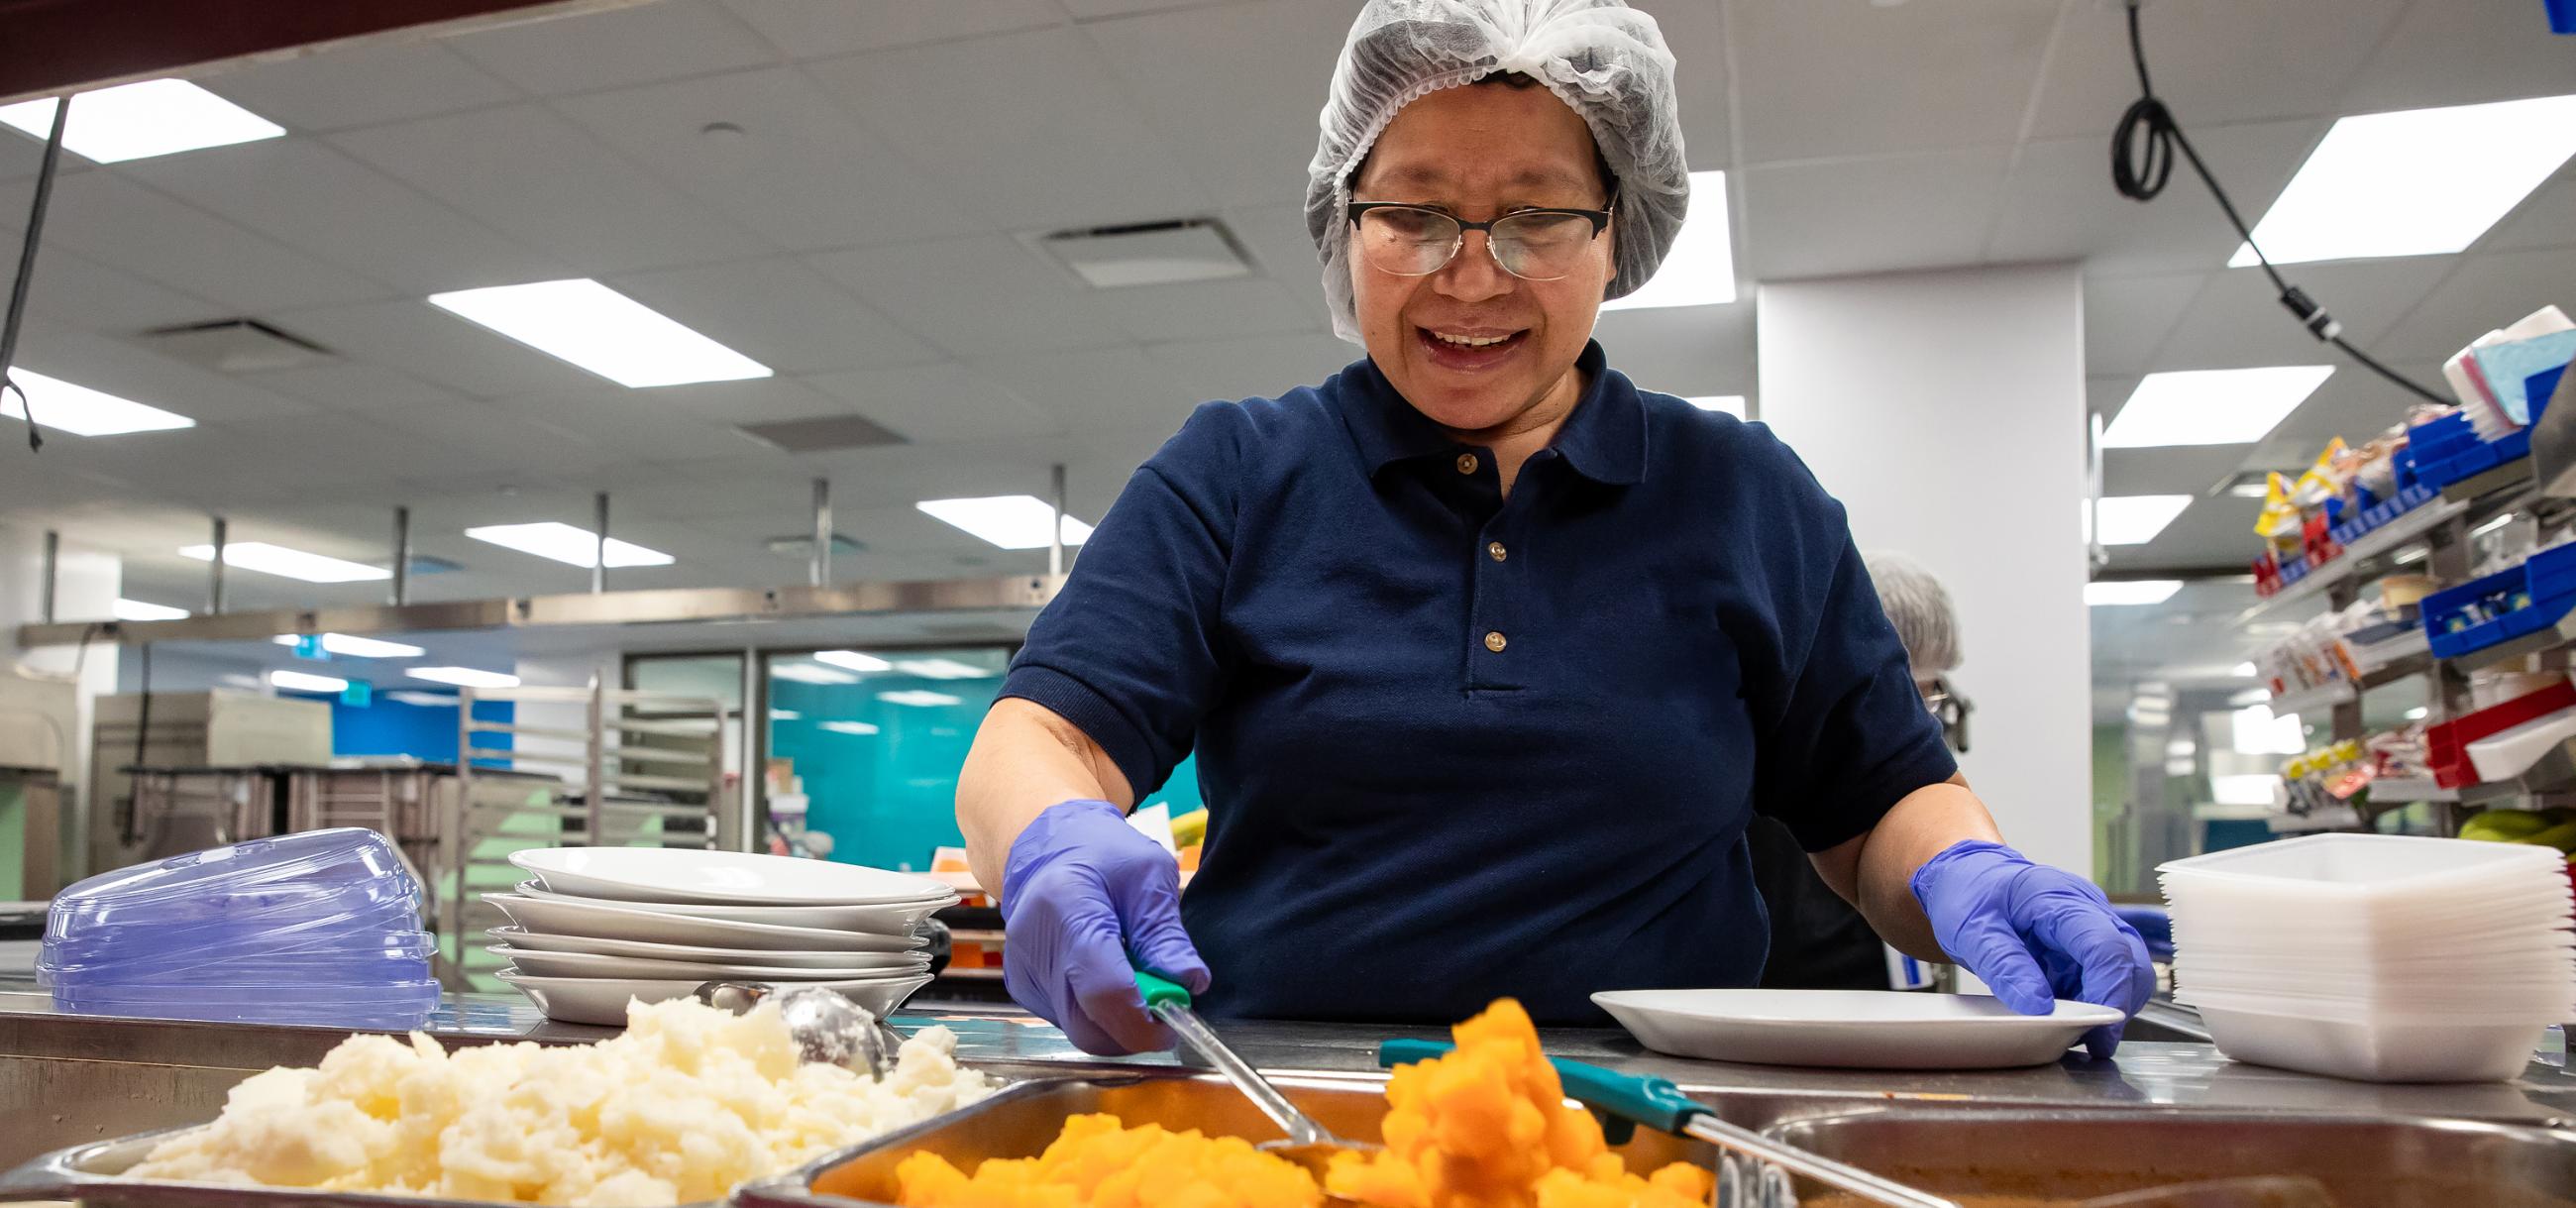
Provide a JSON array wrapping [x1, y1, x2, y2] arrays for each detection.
[[1305, 0, 1689, 344], [1863, 552, 1962, 676]]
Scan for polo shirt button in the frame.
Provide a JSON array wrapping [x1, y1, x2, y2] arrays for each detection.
[[1483, 630, 1507, 653], [1487, 541, 1507, 563], [1455, 453, 1479, 475]]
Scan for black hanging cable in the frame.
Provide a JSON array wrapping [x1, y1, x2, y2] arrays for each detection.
[[0, 93, 71, 454], [2111, 0, 2448, 408], [122, 641, 152, 847]]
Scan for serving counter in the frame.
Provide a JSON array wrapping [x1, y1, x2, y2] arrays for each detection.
[[2, 989, 2570, 1173]]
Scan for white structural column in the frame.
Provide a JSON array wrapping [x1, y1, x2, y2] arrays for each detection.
[[0, 520, 122, 876], [1756, 264, 2093, 877]]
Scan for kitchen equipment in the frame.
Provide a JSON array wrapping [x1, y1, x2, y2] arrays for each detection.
[[488, 943, 929, 981], [487, 925, 919, 963], [1380, 1040, 1954, 1208], [1590, 988, 2123, 1069], [483, 892, 927, 950], [513, 879, 950, 931], [1135, 969, 1377, 1174], [695, 981, 900, 1079]]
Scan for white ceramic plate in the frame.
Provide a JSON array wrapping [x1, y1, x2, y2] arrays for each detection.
[[511, 847, 953, 907], [1591, 989, 2125, 1070], [485, 893, 916, 953], [491, 944, 931, 981], [514, 880, 952, 932], [488, 926, 924, 963], [496, 969, 932, 1027]]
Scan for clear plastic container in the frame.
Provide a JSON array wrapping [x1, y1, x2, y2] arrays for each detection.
[[46, 829, 424, 948]]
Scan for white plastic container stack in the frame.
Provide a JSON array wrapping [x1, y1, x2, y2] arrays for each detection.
[[2159, 833, 2576, 1082]]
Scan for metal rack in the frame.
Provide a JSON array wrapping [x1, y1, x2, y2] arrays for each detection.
[[439, 682, 733, 988], [2248, 460, 2576, 833]]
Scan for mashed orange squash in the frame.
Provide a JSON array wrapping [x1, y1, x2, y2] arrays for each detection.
[[1324, 1000, 1712, 1208], [893, 1000, 1709, 1208]]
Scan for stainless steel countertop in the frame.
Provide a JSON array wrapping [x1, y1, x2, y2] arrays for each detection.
[[4, 990, 2571, 1127]]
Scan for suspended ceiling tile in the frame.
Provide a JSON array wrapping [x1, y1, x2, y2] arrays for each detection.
[[807, 234, 1127, 359], [1729, 0, 2055, 164], [608, 257, 941, 376], [194, 40, 520, 133], [804, 361, 1064, 444], [2374, 248, 2576, 364], [715, 0, 1063, 60], [443, 0, 777, 97], [16, 170, 389, 313], [1986, 120, 2322, 275], [2083, 274, 2209, 379], [803, 26, 1211, 231], [2151, 259, 2454, 370], [1738, 149, 2012, 281], [330, 104, 772, 275], [554, 65, 989, 253], [2027, 0, 2411, 142]]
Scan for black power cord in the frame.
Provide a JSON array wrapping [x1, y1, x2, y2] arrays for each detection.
[[2111, 0, 2449, 407], [0, 93, 70, 454]]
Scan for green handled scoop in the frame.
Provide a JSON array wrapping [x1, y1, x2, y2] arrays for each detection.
[[1136, 970, 1375, 1174], [1378, 1040, 1955, 1208]]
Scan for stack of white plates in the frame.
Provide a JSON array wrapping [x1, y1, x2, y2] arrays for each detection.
[[2160, 833, 2576, 1082], [484, 847, 957, 1026]]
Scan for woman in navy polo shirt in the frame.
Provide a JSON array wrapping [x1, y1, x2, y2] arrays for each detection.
[[956, 0, 2151, 1056]]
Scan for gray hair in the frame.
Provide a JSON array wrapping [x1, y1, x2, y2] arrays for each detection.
[[1863, 552, 1960, 676]]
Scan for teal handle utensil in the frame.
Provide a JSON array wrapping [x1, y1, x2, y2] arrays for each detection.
[[1135, 968, 1193, 1011], [1376, 1040, 1954, 1208], [1378, 1039, 1702, 1135]]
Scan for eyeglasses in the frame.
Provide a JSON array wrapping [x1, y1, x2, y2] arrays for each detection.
[[1345, 199, 1614, 282], [1921, 675, 1974, 755]]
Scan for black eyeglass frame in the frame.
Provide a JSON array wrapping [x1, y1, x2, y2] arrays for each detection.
[[1342, 198, 1617, 280]]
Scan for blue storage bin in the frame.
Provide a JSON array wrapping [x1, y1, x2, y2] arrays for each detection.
[[2423, 555, 2576, 659]]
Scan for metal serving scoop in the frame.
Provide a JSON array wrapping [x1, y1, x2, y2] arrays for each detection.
[[1135, 970, 1380, 1177], [695, 982, 901, 1079]]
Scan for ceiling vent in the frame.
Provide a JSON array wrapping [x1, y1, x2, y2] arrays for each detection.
[[1038, 217, 1251, 288], [735, 414, 907, 453], [134, 318, 336, 373]]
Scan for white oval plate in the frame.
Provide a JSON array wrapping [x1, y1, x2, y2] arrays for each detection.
[[488, 926, 924, 963], [514, 880, 952, 932], [1591, 989, 2125, 1070], [486, 893, 916, 953], [496, 969, 932, 1027], [491, 944, 930, 982], [512, 847, 953, 907]]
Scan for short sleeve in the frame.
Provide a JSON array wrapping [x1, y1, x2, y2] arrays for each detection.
[[1741, 436, 1959, 851], [998, 403, 1242, 801]]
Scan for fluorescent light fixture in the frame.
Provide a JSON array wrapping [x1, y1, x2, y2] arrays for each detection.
[[2404, 706, 2429, 720], [1601, 170, 1735, 309], [2102, 367, 2333, 448], [2090, 494, 2193, 546], [407, 666, 520, 689], [385, 691, 459, 708], [179, 541, 390, 584], [2227, 687, 2271, 707], [2086, 580, 2182, 606], [2231, 706, 2306, 755], [0, 79, 283, 164], [813, 650, 893, 673], [271, 633, 425, 659], [2231, 662, 2259, 677], [2231, 94, 2576, 267], [892, 658, 998, 680], [1684, 395, 1747, 418], [428, 279, 772, 388], [771, 662, 858, 685], [2, 369, 193, 436], [269, 669, 350, 695], [2472, 514, 2517, 539], [917, 495, 1094, 551], [466, 521, 673, 569], [877, 690, 962, 708], [819, 720, 882, 735], [112, 599, 187, 621], [769, 710, 803, 721]]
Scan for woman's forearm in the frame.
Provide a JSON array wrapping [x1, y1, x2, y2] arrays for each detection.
[[1810, 773, 2002, 961], [955, 698, 1135, 898]]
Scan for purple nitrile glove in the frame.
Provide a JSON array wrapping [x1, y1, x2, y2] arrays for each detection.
[[1000, 799, 1209, 1055], [1912, 839, 2154, 1060]]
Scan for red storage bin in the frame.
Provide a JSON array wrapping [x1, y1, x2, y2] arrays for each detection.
[[2425, 679, 2576, 788]]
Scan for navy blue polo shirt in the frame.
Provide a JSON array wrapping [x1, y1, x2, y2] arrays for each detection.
[[1001, 340, 1955, 1026]]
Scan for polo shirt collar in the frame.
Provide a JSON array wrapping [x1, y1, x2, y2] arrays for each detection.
[[1338, 340, 1647, 486]]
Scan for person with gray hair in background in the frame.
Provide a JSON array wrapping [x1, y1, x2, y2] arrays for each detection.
[[1751, 552, 1974, 991]]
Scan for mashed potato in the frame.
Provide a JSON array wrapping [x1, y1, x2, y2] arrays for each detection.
[[129, 998, 997, 1207]]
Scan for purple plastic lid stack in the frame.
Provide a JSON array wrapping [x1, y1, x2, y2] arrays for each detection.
[[43, 828, 440, 1027]]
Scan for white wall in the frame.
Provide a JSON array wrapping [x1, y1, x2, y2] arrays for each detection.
[[1756, 264, 2093, 876], [0, 521, 122, 874]]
